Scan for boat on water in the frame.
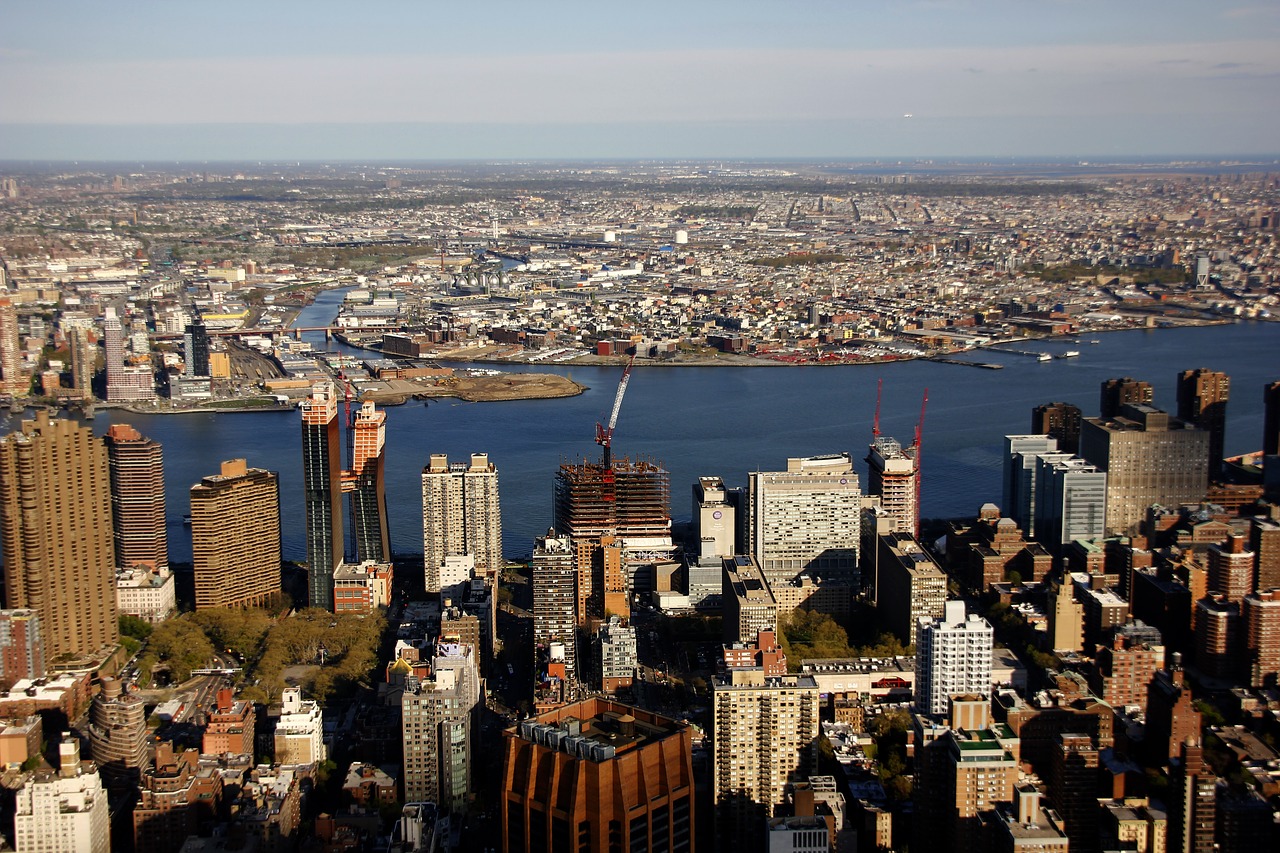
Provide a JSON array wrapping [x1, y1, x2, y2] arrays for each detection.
[[1037, 353, 1052, 362], [1057, 350, 1080, 359]]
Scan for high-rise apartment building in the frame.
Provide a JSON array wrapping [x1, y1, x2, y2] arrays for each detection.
[[1079, 405, 1210, 535], [1207, 534, 1254, 602], [105, 423, 168, 571], [349, 400, 390, 562], [402, 642, 480, 813], [713, 668, 820, 850], [1047, 733, 1100, 853], [1243, 589, 1280, 688], [747, 454, 862, 587], [12, 738, 109, 853], [1100, 377, 1153, 419], [532, 532, 578, 687], [867, 436, 919, 537], [1168, 739, 1216, 853], [103, 306, 154, 402], [275, 687, 326, 766], [1250, 516, 1280, 593], [190, 459, 282, 609], [1195, 596, 1240, 681], [69, 326, 95, 399], [133, 743, 224, 852], [501, 699, 695, 853], [423, 453, 503, 592], [0, 609, 44, 684], [595, 615, 638, 693], [87, 676, 149, 787], [1090, 623, 1164, 712], [912, 720, 1021, 853], [692, 475, 738, 560], [1177, 368, 1230, 477], [723, 555, 779, 644], [915, 600, 993, 717], [0, 412, 117, 663], [1032, 401, 1082, 454], [203, 687, 256, 756], [301, 381, 344, 609], [877, 533, 947, 646], [0, 297, 25, 396]]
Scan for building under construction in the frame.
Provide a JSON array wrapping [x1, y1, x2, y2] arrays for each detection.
[[554, 456, 673, 622], [867, 436, 920, 538]]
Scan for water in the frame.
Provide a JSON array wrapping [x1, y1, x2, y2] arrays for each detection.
[[65, 292, 1280, 563]]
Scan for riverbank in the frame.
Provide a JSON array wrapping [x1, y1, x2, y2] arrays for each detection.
[[360, 373, 585, 404]]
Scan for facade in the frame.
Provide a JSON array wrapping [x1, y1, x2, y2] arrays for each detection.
[[0, 609, 45, 684], [182, 319, 210, 377], [876, 533, 948, 646], [1168, 739, 1217, 853], [1176, 368, 1229, 477], [1195, 596, 1240, 681], [1047, 733, 1100, 853], [723, 555, 779, 644], [423, 453, 503, 592], [532, 532, 578, 688], [915, 600, 994, 717], [105, 423, 168, 571], [991, 787, 1069, 853], [747, 454, 862, 587], [133, 743, 223, 852], [275, 687, 326, 766], [693, 475, 738, 560], [87, 676, 148, 787], [69, 326, 94, 399], [13, 737, 109, 853], [1032, 401, 1082, 454], [401, 642, 480, 813], [1251, 516, 1280, 592], [501, 699, 695, 853], [1091, 624, 1164, 712], [1045, 579, 1084, 653], [301, 381, 344, 610], [0, 412, 117, 663], [914, 723, 1021, 853], [596, 616, 638, 693], [713, 669, 821, 850], [1079, 405, 1210, 535], [1207, 534, 1254, 602], [349, 400, 391, 562], [866, 436, 920, 538], [116, 566, 176, 623], [190, 459, 282, 609]]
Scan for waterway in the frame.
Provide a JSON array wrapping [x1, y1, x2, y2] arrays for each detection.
[[8, 288, 1276, 565]]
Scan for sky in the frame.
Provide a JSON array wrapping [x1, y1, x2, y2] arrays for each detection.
[[2, 0, 1279, 161]]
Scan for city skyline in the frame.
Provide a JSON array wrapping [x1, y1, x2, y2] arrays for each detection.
[[3, 2, 1279, 160]]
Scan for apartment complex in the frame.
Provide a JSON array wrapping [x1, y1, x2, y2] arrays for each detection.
[[423, 453, 503, 592], [190, 459, 282, 609]]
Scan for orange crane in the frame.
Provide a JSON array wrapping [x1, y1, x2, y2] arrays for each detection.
[[595, 352, 636, 467]]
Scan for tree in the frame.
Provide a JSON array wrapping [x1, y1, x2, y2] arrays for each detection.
[[119, 614, 153, 641]]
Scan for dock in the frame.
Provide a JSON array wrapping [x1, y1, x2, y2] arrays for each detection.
[[927, 357, 1004, 369]]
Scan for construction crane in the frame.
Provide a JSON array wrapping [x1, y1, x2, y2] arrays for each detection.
[[872, 378, 883, 437], [913, 388, 928, 538], [595, 353, 636, 467]]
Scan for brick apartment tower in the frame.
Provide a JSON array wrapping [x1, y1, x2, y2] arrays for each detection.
[[1099, 377, 1153, 419], [1032, 401, 1082, 454], [190, 459, 282, 609], [1207, 533, 1254, 602], [1243, 589, 1280, 688], [0, 297, 25, 396], [105, 424, 168, 571], [301, 382, 343, 609], [422, 452, 503, 592], [867, 436, 920, 538], [1177, 368, 1230, 477], [501, 698, 695, 853], [0, 412, 117, 662]]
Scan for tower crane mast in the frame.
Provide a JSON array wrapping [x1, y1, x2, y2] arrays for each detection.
[[595, 353, 636, 467]]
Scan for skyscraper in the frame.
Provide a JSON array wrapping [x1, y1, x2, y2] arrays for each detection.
[[1032, 452, 1107, 548], [0, 609, 45, 683], [0, 297, 25, 396], [105, 423, 168, 571], [0, 412, 117, 663], [877, 533, 947, 646], [87, 676, 148, 788], [712, 668, 820, 849], [532, 531, 578, 688], [1176, 368, 1230, 477], [1168, 739, 1216, 853], [402, 641, 480, 813], [1031, 401, 1082, 454], [1099, 377, 1154, 419], [301, 381, 343, 609], [103, 307, 154, 402], [746, 453, 862, 587], [190, 459, 282, 609], [1242, 589, 1280, 689], [349, 400, 390, 562], [1079, 405, 1209, 536], [422, 453, 503, 592], [1002, 434, 1059, 531], [501, 699, 695, 853], [867, 435, 919, 537], [182, 319, 210, 378], [914, 600, 994, 717], [68, 326, 95, 399]]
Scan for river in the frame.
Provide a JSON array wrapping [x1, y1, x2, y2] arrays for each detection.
[[13, 289, 1275, 564]]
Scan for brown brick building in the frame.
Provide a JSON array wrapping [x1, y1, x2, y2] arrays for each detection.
[[190, 459, 282, 609]]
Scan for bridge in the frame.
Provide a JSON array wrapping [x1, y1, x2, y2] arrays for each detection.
[[149, 324, 383, 342]]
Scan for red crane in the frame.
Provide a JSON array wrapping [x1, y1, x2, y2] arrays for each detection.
[[595, 353, 636, 467], [873, 378, 883, 438], [913, 389, 928, 538]]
